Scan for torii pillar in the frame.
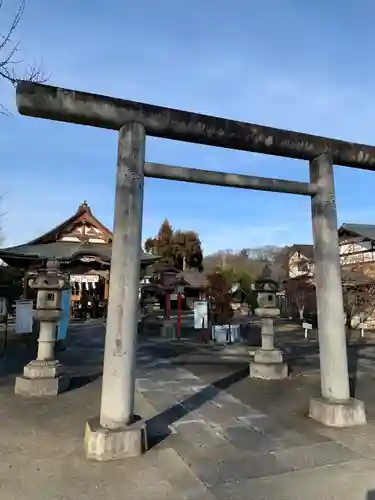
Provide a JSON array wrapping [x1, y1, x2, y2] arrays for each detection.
[[308, 154, 366, 427], [84, 122, 147, 460]]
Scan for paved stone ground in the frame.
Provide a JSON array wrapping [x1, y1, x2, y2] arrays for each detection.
[[1, 319, 375, 498]]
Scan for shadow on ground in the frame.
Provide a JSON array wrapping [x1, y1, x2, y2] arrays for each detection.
[[146, 367, 249, 449]]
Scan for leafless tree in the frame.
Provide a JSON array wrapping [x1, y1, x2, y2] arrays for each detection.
[[0, 0, 49, 113], [203, 246, 289, 283], [284, 275, 315, 321], [342, 266, 375, 329]]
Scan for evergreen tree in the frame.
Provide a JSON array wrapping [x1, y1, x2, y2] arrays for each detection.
[[144, 220, 203, 271]]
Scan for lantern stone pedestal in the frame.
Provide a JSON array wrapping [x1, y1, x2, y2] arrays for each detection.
[[161, 319, 176, 339], [15, 360, 70, 396], [250, 307, 288, 380], [249, 274, 288, 380], [15, 260, 70, 397]]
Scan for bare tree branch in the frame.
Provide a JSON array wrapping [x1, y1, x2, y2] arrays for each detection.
[[342, 263, 375, 329], [0, 0, 50, 110]]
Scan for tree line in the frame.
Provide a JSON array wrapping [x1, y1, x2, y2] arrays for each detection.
[[144, 220, 290, 318]]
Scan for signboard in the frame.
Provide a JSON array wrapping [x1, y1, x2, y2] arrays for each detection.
[[302, 322, 312, 340], [57, 288, 71, 341], [70, 274, 99, 284], [194, 300, 208, 329], [15, 299, 34, 334], [177, 285, 185, 294], [212, 324, 241, 344], [0, 297, 7, 317]]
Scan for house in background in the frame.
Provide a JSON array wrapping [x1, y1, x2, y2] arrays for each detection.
[[281, 223, 375, 326], [285, 224, 375, 276], [286, 244, 314, 278], [339, 223, 375, 267]]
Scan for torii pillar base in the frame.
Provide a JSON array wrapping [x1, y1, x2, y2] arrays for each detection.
[[309, 397, 366, 428], [84, 416, 147, 461]]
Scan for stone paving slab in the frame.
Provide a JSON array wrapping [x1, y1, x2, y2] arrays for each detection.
[[317, 425, 375, 459], [0, 445, 212, 500], [3, 322, 375, 499], [210, 458, 375, 500]]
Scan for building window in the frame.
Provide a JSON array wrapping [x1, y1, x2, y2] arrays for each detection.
[[297, 263, 308, 272]]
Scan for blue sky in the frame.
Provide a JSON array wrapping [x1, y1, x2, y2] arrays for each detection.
[[2, 0, 375, 254]]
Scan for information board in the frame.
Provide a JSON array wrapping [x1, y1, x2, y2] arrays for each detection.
[[194, 301, 208, 329]]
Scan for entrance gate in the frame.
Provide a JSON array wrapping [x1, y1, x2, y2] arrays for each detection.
[[16, 81, 373, 456]]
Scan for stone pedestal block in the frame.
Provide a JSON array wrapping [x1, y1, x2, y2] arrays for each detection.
[[309, 397, 367, 427], [161, 320, 176, 339], [84, 416, 147, 461], [250, 361, 288, 380], [15, 374, 70, 396], [15, 360, 70, 396], [250, 348, 288, 380], [23, 359, 64, 379], [253, 348, 283, 364]]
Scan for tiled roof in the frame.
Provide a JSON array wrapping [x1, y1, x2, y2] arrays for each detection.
[[0, 242, 158, 265], [339, 223, 375, 242], [178, 269, 207, 288], [288, 244, 314, 260]]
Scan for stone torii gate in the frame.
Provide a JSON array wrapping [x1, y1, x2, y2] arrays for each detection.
[[16, 81, 372, 460]]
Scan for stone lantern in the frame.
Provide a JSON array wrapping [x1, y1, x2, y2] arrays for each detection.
[[15, 259, 71, 396], [249, 276, 288, 379]]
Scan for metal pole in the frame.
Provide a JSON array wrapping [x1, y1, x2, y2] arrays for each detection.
[[100, 121, 145, 429], [4, 310, 8, 354], [177, 292, 182, 338], [310, 154, 350, 401]]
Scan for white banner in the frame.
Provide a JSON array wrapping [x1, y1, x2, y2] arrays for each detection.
[[70, 275, 99, 284], [194, 300, 208, 329]]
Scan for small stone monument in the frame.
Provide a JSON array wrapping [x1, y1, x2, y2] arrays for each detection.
[[15, 259, 71, 396], [249, 273, 288, 379]]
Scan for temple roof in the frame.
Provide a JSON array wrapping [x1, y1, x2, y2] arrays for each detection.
[[0, 201, 159, 268], [27, 201, 112, 245], [0, 241, 157, 264], [0, 241, 158, 267]]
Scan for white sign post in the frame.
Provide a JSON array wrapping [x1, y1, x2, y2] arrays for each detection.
[[359, 322, 365, 338], [302, 321, 312, 340], [359, 312, 366, 338], [15, 299, 34, 334], [194, 300, 208, 329], [0, 297, 7, 317]]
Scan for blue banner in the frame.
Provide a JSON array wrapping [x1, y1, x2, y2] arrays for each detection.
[[57, 288, 71, 341]]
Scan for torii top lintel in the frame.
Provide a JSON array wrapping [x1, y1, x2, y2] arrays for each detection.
[[16, 81, 375, 170]]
